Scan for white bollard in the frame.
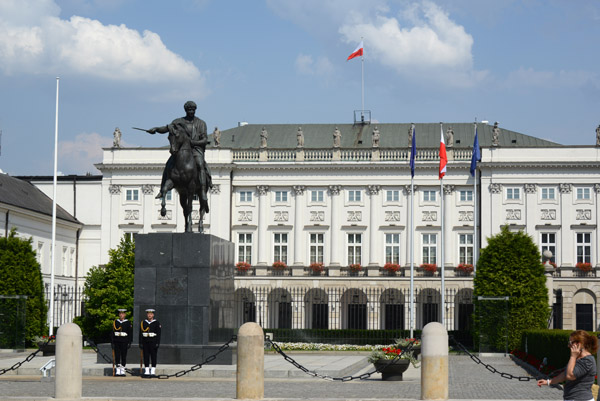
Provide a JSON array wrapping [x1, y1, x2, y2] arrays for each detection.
[[55, 323, 82, 400], [421, 322, 448, 400], [236, 322, 264, 399]]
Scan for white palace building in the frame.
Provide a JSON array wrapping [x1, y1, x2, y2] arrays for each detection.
[[17, 120, 600, 333]]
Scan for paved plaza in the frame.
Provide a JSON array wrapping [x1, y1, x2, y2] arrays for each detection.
[[0, 349, 563, 400]]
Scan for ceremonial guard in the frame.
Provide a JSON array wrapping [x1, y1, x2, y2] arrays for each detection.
[[139, 308, 161, 378], [111, 308, 132, 377]]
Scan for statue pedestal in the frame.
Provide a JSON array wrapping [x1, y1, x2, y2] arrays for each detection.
[[97, 233, 235, 365]]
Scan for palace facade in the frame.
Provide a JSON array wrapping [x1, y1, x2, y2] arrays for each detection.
[[22, 121, 600, 332]]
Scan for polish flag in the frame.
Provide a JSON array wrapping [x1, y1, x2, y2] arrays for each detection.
[[439, 125, 447, 179], [347, 41, 364, 60]]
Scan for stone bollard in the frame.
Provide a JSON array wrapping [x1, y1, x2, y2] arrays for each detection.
[[55, 323, 82, 399], [421, 322, 448, 400], [236, 322, 264, 399]]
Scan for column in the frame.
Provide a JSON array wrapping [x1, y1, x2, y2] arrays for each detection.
[[328, 185, 342, 276], [367, 185, 381, 276], [404, 184, 418, 267], [256, 185, 269, 274], [292, 185, 305, 276], [442, 185, 454, 277], [559, 183, 572, 273], [524, 184, 537, 239]]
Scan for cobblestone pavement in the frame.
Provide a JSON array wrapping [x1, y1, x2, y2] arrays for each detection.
[[0, 354, 563, 400]]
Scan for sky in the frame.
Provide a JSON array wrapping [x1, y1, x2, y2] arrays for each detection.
[[1, 0, 599, 175]]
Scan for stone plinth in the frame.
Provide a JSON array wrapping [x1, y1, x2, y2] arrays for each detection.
[[97, 233, 235, 365]]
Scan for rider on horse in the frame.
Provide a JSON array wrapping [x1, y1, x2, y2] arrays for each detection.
[[147, 101, 212, 203]]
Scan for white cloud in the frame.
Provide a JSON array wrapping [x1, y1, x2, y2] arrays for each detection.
[[295, 54, 334, 76], [0, 0, 205, 89], [339, 1, 486, 87], [59, 132, 115, 173]]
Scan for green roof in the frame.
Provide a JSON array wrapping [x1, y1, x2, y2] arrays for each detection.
[[209, 123, 561, 149]]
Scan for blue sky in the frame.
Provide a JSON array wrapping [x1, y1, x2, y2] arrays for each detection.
[[1, 0, 599, 175]]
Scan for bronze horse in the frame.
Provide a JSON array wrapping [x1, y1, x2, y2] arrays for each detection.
[[158, 123, 209, 233]]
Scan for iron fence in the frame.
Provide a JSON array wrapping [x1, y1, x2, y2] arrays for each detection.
[[234, 286, 473, 342], [44, 285, 85, 329]]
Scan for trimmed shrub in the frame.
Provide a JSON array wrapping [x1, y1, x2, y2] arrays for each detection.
[[473, 226, 549, 351]]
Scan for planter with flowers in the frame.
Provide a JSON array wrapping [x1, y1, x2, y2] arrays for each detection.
[[236, 261, 251, 275], [456, 263, 474, 276], [368, 338, 420, 381], [309, 262, 324, 275], [420, 263, 437, 276], [383, 263, 400, 276], [348, 263, 362, 276], [271, 261, 287, 275], [576, 262, 592, 272], [33, 335, 56, 356]]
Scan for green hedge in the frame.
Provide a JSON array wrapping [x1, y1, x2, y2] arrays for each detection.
[[520, 329, 599, 369]]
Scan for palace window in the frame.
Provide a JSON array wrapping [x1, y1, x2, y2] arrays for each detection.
[[274, 233, 288, 264], [239, 191, 253, 202], [576, 187, 591, 200], [541, 233, 556, 263], [311, 190, 324, 203], [459, 190, 473, 202], [310, 233, 324, 264], [458, 234, 474, 265], [275, 191, 288, 203], [506, 187, 521, 200], [576, 233, 591, 264], [347, 233, 362, 265], [386, 190, 400, 202], [238, 233, 252, 263], [126, 189, 139, 202], [385, 233, 400, 264], [423, 190, 436, 202], [348, 190, 362, 202], [541, 187, 555, 200], [422, 234, 437, 265]]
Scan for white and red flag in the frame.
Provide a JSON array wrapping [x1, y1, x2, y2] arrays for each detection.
[[347, 41, 364, 60], [439, 125, 447, 179]]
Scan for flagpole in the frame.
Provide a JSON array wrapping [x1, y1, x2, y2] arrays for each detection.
[[409, 123, 416, 339], [439, 123, 445, 327], [49, 77, 59, 336], [361, 37, 364, 122], [473, 123, 478, 275]]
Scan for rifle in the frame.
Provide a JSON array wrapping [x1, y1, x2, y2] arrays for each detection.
[[140, 349, 144, 376], [112, 348, 115, 377]]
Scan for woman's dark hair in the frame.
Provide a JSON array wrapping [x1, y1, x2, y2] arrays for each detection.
[[570, 330, 599, 354]]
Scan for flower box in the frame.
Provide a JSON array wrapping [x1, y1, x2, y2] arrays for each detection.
[[576, 262, 592, 272], [272, 261, 287, 271], [456, 263, 474, 275], [236, 261, 251, 272], [420, 263, 437, 273], [383, 263, 400, 274], [372, 358, 411, 381], [348, 264, 362, 275], [309, 262, 324, 275]]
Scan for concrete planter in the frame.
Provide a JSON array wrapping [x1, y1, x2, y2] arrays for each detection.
[[373, 358, 410, 381]]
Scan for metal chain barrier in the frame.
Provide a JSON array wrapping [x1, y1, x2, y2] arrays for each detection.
[[0, 336, 55, 376], [266, 337, 415, 381], [85, 335, 237, 379], [449, 336, 563, 390]]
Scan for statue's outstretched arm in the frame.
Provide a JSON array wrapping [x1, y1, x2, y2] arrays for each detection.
[[148, 125, 169, 134]]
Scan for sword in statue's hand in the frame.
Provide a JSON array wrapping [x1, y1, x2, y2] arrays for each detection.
[[132, 127, 154, 134]]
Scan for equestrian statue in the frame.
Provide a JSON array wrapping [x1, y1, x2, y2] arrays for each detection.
[[135, 101, 212, 233]]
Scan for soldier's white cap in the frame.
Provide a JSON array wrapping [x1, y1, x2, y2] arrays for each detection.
[[145, 308, 155, 313], [117, 308, 127, 313]]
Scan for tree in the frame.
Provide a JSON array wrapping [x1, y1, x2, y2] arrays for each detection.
[[74, 236, 134, 342], [473, 226, 549, 351], [0, 228, 47, 344]]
